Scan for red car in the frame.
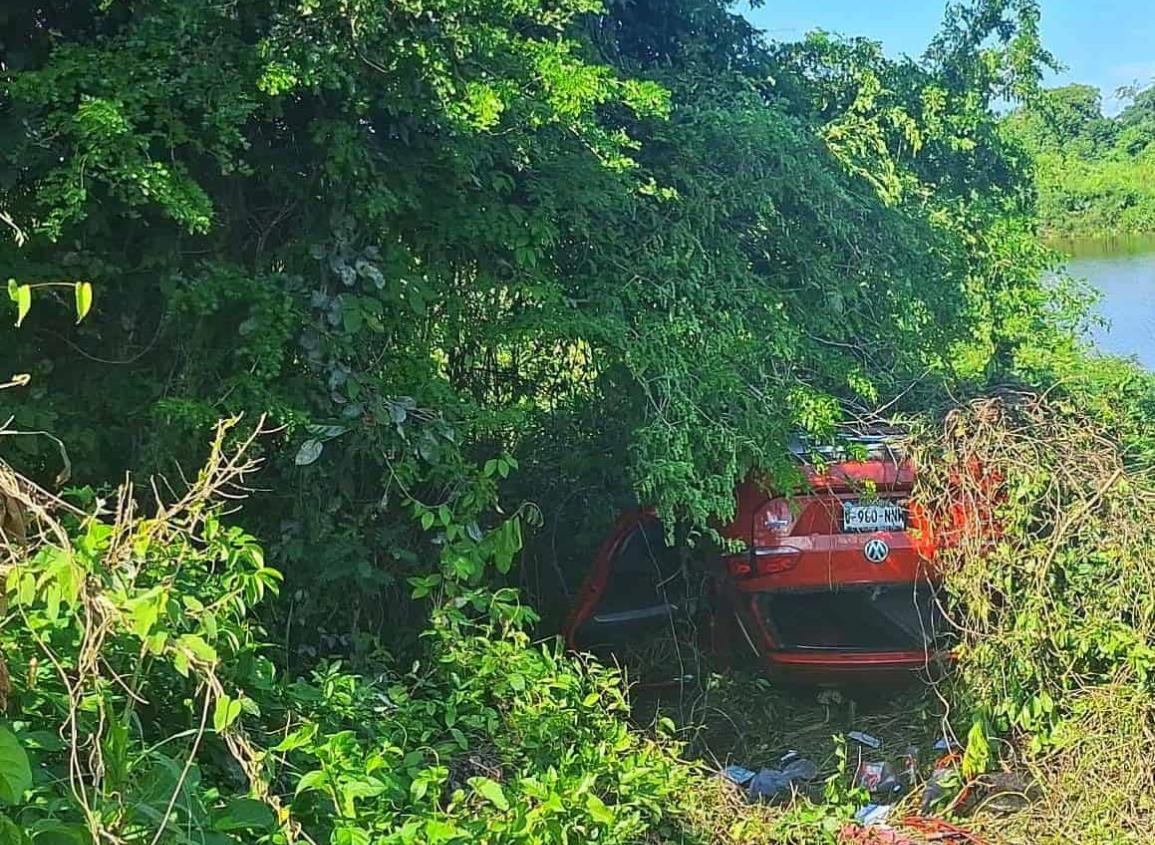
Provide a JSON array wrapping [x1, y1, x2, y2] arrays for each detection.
[[562, 436, 951, 683]]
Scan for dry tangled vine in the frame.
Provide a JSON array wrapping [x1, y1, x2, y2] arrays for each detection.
[[0, 417, 310, 844], [910, 391, 1155, 842]]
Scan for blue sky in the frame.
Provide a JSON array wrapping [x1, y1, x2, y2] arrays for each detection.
[[743, 1, 1155, 114]]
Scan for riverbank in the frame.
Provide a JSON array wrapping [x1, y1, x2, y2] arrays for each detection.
[[1046, 232, 1155, 259]]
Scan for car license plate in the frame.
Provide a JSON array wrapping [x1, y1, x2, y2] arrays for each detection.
[[842, 501, 906, 532]]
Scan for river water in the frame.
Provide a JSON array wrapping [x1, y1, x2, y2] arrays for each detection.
[[1056, 235, 1155, 369]]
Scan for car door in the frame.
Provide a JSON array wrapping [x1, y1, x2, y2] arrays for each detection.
[[562, 512, 696, 683]]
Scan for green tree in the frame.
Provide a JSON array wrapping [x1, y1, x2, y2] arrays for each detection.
[[1004, 83, 1116, 157], [1004, 77, 1155, 235], [0, 0, 1069, 643]]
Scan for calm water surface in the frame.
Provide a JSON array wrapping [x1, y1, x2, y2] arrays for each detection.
[[1056, 235, 1155, 369]]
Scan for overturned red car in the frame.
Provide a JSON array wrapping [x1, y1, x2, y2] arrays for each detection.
[[561, 435, 951, 684]]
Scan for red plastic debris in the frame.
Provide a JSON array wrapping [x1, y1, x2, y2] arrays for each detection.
[[838, 823, 917, 845], [900, 816, 988, 844]]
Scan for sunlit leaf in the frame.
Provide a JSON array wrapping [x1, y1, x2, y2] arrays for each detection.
[[295, 439, 323, 465], [74, 282, 93, 323], [212, 797, 275, 832], [468, 776, 509, 811], [0, 726, 32, 805], [213, 695, 243, 733], [13, 285, 30, 328]]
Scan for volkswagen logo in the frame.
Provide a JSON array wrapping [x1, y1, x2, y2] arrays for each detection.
[[863, 538, 889, 564]]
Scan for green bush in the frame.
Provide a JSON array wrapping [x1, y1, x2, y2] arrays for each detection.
[[278, 624, 698, 845], [1003, 82, 1155, 236], [0, 424, 727, 845]]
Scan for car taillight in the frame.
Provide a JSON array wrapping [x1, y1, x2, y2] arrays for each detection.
[[753, 497, 797, 547], [725, 556, 752, 577], [753, 546, 800, 575], [725, 547, 800, 578], [908, 501, 937, 558]]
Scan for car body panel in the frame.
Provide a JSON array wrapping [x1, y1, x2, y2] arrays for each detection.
[[562, 446, 951, 683]]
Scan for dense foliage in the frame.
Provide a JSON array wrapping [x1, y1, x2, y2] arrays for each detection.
[[0, 439, 697, 844], [0, 1, 1110, 842], [0, 0, 1068, 642], [0, 423, 884, 844], [1004, 81, 1155, 236]]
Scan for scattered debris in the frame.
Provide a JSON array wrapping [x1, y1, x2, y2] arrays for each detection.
[[719, 731, 1027, 839], [855, 760, 892, 792], [970, 770, 1040, 814], [849, 730, 883, 749], [746, 757, 819, 802], [920, 754, 964, 814], [854, 803, 893, 825], [720, 764, 756, 787], [900, 746, 920, 785], [838, 822, 917, 844], [855, 760, 908, 799], [901, 816, 989, 844]]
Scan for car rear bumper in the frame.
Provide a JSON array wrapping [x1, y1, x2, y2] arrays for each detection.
[[761, 647, 953, 682]]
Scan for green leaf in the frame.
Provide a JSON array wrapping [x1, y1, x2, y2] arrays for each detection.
[[295, 439, 323, 466], [294, 769, 329, 796], [305, 424, 347, 440], [586, 794, 615, 824], [173, 649, 190, 678], [341, 300, 363, 334], [12, 285, 30, 328], [18, 731, 65, 753], [341, 778, 385, 803], [962, 713, 992, 779], [213, 695, 243, 733], [212, 797, 275, 832], [0, 726, 32, 806], [468, 776, 509, 811], [273, 723, 317, 752], [126, 588, 163, 639], [333, 825, 370, 845], [74, 282, 93, 323], [178, 633, 217, 664], [410, 777, 429, 803], [424, 819, 460, 843], [24, 821, 87, 845], [0, 815, 27, 844]]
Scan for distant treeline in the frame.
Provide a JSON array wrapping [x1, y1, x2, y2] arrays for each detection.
[[1005, 83, 1155, 237]]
